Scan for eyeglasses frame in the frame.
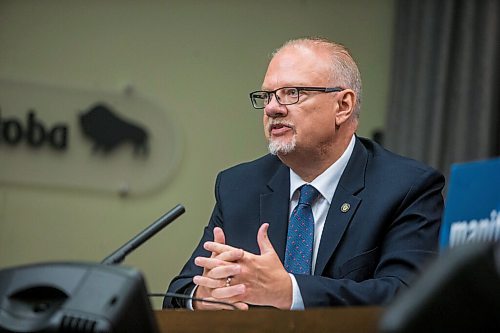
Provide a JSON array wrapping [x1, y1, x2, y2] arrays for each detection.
[[249, 86, 345, 109]]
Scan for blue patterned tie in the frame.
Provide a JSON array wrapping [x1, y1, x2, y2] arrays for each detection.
[[284, 184, 320, 275]]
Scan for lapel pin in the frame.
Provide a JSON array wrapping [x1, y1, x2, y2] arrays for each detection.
[[341, 203, 350, 213]]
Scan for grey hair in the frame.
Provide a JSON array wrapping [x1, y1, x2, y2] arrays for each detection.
[[272, 37, 362, 118]]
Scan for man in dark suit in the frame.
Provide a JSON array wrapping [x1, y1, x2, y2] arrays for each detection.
[[163, 37, 444, 310]]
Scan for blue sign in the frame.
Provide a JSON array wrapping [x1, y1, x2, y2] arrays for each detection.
[[440, 157, 500, 249]]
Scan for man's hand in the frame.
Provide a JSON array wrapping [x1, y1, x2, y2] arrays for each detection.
[[200, 223, 293, 309], [192, 227, 247, 310]]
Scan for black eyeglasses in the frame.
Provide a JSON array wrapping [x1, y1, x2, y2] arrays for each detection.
[[249, 87, 344, 109]]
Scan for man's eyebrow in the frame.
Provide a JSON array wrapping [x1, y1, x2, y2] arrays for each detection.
[[261, 82, 314, 90], [259, 86, 285, 91]]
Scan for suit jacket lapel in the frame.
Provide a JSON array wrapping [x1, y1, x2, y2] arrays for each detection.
[[314, 137, 368, 275], [260, 162, 290, 263]]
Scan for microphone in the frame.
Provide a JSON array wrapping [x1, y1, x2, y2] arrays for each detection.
[[101, 204, 185, 265]]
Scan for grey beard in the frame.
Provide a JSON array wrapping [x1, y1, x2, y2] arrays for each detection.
[[268, 136, 297, 155]]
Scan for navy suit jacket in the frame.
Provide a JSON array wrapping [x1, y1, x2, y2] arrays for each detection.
[[163, 137, 445, 308]]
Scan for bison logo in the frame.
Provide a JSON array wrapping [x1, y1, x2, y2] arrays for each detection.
[[80, 103, 148, 156]]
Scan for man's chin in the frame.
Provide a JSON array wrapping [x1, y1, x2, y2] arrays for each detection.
[[268, 140, 296, 155]]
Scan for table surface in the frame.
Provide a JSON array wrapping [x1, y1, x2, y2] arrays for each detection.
[[155, 306, 384, 333]]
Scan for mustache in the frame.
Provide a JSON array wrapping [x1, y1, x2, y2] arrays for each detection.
[[266, 119, 296, 132]]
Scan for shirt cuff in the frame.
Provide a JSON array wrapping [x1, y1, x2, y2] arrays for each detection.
[[289, 273, 305, 310], [186, 284, 197, 310]]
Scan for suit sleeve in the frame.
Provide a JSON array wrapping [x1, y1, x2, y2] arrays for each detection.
[[162, 175, 224, 308], [295, 168, 445, 307]]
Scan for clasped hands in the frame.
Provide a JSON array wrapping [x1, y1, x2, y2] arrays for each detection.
[[192, 223, 292, 310]]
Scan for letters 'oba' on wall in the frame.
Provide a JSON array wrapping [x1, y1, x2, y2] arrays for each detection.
[[0, 79, 182, 196]]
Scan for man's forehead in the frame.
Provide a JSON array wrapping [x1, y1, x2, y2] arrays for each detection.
[[262, 46, 331, 88]]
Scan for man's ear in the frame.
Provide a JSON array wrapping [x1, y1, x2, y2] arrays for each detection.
[[335, 89, 356, 126]]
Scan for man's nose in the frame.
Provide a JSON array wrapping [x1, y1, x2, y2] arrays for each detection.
[[264, 94, 287, 118]]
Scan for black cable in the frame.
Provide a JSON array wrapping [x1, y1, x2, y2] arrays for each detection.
[[148, 292, 239, 310]]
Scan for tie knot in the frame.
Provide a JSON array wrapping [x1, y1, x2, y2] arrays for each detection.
[[298, 184, 320, 206]]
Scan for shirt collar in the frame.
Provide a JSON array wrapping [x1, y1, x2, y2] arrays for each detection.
[[289, 135, 356, 204]]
